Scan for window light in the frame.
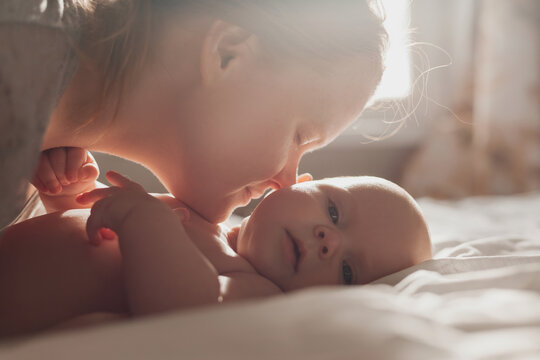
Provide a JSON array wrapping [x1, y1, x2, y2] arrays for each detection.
[[369, 0, 411, 104]]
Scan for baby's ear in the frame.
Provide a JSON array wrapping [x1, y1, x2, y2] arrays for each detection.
[[297, 173, 313, 183]]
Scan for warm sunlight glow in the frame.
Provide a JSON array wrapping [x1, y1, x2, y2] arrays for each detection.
[[370, 0, 411, 103]]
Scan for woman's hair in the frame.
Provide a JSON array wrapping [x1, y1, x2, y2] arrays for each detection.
[[76, 0, 388, 120]]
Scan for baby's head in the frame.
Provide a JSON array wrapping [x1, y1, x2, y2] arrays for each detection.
[[235, 176, 431, 291]]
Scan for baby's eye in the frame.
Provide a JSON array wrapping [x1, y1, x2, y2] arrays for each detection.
[[328, 201, 339, 224], [342, 260, 353, 285]]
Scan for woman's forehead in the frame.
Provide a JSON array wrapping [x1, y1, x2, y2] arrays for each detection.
[[295, 56, 381, 138]]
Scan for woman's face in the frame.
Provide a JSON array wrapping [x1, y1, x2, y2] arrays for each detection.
[[179, 62, 378, 223], [123, 20, 380, 223]]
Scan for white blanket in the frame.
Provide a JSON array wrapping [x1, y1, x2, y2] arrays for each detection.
[[1, 193, 540, 360]]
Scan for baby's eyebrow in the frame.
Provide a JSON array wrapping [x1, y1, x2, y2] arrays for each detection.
[[330, 186, 354, 223]]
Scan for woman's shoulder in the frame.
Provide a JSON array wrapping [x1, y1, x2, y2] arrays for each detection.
[[0, 0, 84, 117]]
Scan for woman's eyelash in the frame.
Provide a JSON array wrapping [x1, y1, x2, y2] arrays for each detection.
[[342, 260, 353, 285], [296, 133, 305, 147], [328, 200, 339, 224]]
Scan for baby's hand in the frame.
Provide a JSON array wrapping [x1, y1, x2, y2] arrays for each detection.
[[77, 171, 187, 246], [32, 147, 99, 196]]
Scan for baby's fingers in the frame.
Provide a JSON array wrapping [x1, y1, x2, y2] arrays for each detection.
[[297, 173, 313, 183], [47, 148, 70, 185], [36, 155, 62, 194], [105, 171, 144, 191], [65, 147, 87, 182], [77, 162, 99, 183], [31, 176, 48, 193], [76, 187, 121, 205], [86, 197, 113, 245]]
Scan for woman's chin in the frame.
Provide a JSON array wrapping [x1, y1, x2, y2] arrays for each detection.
[[190, 201, 231, 224]]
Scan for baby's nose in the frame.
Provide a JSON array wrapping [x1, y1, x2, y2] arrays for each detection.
[[313, 225, 341, 259]]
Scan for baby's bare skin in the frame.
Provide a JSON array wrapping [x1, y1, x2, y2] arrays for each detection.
[[2, 150, 432, 338], [0, 207, 279, 337], [0, 210, 124, 336]]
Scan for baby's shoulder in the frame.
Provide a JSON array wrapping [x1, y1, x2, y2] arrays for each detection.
[[218, 271, 282, 303]]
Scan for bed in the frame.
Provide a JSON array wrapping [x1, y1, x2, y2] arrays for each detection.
[[1, 192, 539, 359]]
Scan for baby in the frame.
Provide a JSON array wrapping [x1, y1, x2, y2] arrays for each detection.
[[0, 148, 431, 336]]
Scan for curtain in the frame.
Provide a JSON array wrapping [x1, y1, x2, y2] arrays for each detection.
[[401, 0, 540, 198]]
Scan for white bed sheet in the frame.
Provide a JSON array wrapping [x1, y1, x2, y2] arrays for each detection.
[[1, 192, 540, 360]]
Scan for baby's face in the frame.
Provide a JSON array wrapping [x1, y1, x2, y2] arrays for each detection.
[[236, 177, 431, 291]]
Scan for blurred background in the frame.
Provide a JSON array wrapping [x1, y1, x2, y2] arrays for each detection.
[[94, 0, 540, 216]]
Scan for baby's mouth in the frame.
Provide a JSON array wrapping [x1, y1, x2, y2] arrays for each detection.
[[286, 230, 304, 272]]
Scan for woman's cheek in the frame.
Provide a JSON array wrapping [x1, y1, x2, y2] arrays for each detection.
[[259, 136, 294, 177]]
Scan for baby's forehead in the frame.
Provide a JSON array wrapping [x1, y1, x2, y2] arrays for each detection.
[[312, 177, 409, 210], [315, 176, 389, 190]]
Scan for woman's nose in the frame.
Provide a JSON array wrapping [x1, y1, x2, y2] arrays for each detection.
[[271, 156, 300, 189], [313, 225, 342, 259]]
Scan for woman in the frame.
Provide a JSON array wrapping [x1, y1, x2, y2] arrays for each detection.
[[0, 0, 387, 229]]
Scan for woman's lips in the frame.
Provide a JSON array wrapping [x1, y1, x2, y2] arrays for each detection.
[[242, 186, 267, 206], [249, 186, 269, 200]]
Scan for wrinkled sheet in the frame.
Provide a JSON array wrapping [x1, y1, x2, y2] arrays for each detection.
[[1, 193, 539, 360]]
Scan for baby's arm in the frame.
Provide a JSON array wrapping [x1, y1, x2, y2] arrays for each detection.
[[218, 273, 282, 302], [216, 227, 282, 301], [77, 171, 220, 315], [32, 147, 186, 214]]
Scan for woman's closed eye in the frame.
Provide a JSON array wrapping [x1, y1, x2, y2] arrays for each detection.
[[295, 132, 306, 148], [296, 132, 317, 149], [342, 260, 353, 285], [328, 200, 339, 224]]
